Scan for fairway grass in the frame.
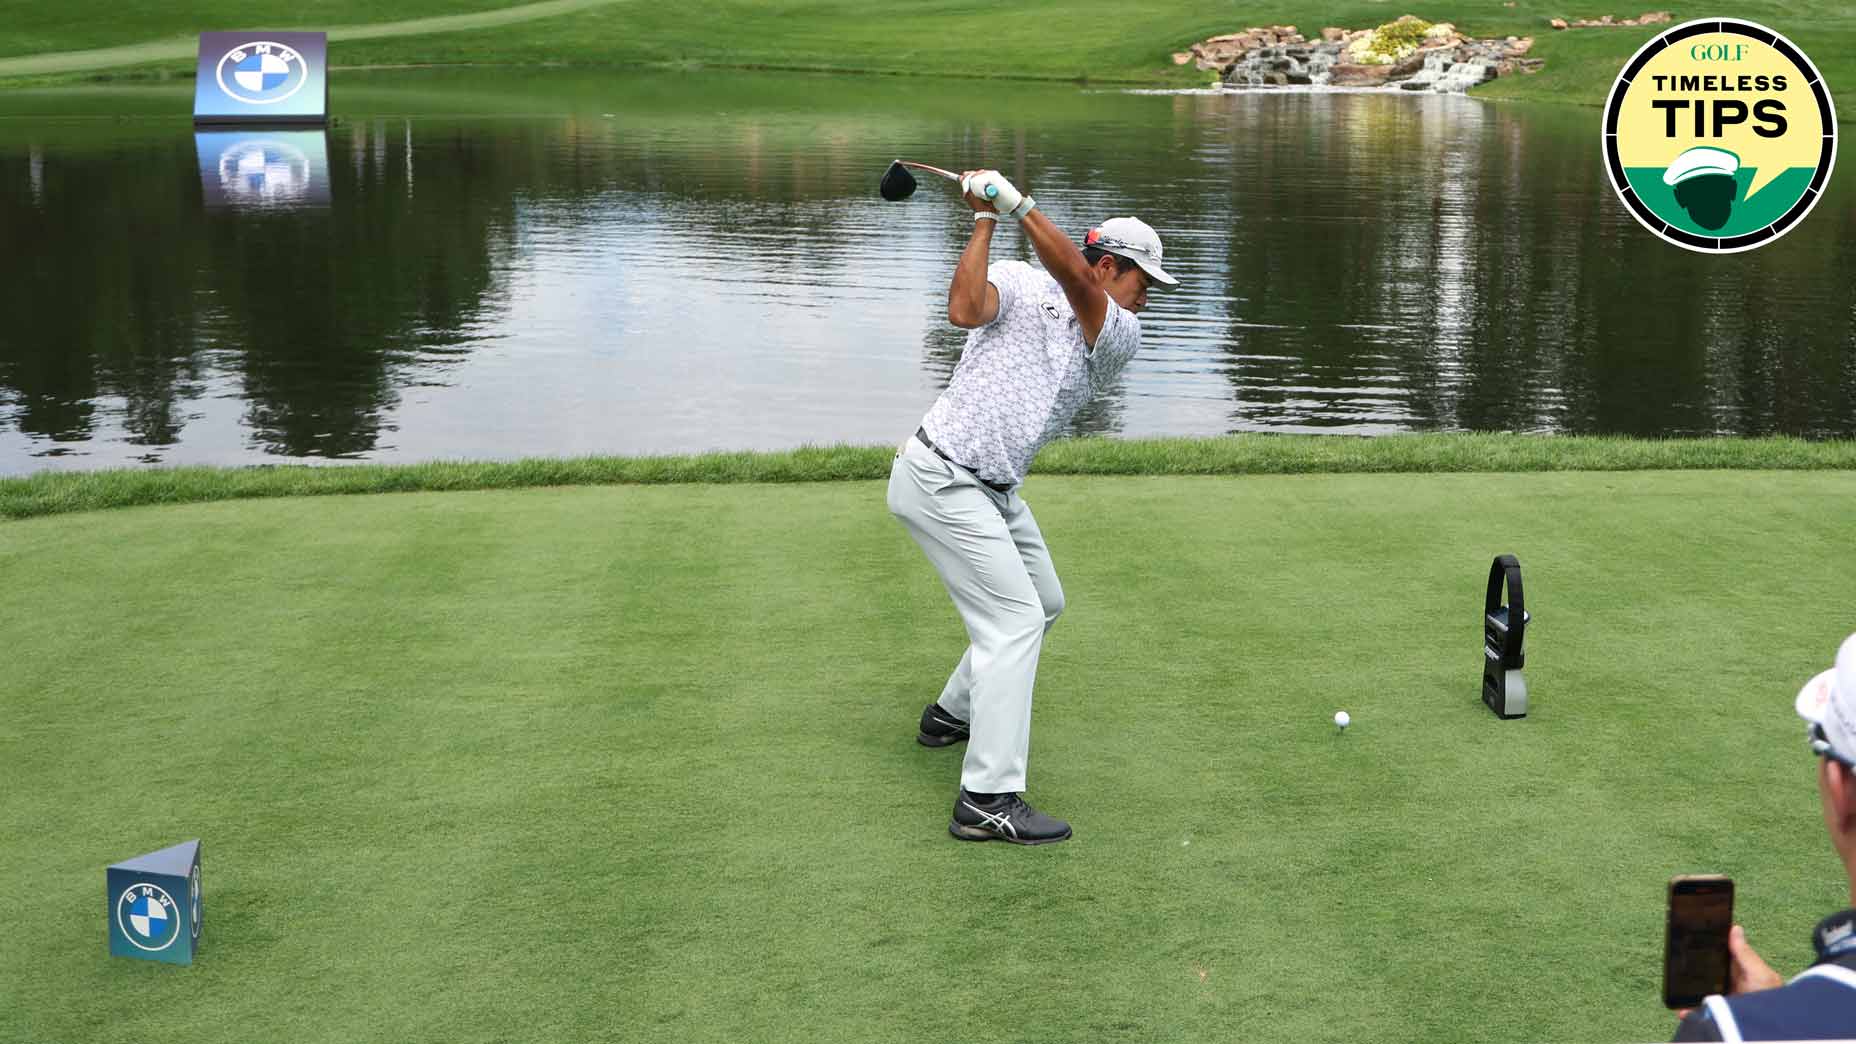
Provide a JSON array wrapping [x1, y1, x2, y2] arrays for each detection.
[[4, 469, 1853, 1042]]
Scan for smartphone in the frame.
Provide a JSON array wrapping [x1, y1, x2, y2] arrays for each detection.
[[1663, 874, 1735, 1009]]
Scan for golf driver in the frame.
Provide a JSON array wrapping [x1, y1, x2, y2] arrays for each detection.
[[879, 160, 1000, 203]]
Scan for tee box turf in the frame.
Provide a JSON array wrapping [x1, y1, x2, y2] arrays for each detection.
[[108, 840, 202, 965]]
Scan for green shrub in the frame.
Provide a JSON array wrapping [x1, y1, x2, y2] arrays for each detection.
[[1347, 16, 1435, 65]]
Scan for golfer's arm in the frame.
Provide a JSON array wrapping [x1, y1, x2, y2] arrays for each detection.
[[1018, 209, 1108, 346], [948, 222, 1000, 328]]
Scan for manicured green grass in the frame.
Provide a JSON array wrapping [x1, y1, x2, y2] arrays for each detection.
[[3, 469, 1853, 1042], [5, 434, 1856, 521], [1, 0, 1851, 118]]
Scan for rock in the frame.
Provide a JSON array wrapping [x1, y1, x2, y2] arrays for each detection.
[[1185, 17, 1546, 91], [1328, 62, 1397, 85], [1641, 10, 1671, 23], [1550, 18, 1568, 28]]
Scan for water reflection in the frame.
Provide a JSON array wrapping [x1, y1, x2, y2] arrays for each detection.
[[0, 116, 506, 465], [196, 130, 330, 208], [0, 72, 1851, 475]]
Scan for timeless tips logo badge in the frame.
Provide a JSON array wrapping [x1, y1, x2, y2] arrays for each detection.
[[1603, 19, 1836, 252]]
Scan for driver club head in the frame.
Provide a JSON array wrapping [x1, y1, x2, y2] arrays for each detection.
[[879, 160, 918, 201]]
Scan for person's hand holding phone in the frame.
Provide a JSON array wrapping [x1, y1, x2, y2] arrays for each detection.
[[1672, 924, 1786, 1018], [1724, 925, 1782, 994]]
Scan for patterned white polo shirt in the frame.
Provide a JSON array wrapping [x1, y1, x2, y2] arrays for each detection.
[[921, 260, 1142, 487]]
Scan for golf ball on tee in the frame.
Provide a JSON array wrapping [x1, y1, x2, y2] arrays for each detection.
[[1334, 711, 1351, 728]]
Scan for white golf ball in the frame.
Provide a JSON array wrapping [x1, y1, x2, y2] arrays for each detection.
[[1333, 711, 1351, 728]]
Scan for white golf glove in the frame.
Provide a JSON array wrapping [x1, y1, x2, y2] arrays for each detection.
[[961, 170, 1035, 220]]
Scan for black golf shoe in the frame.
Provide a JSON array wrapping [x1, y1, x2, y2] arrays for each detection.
[[949, 790, 1072, 845], [916, 703, 970, 747]]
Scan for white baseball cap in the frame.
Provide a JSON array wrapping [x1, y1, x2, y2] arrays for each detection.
[[1663, 146, 1741, 186], [1084, 217, 1179, 286], [1798, 633, 1856, 763]]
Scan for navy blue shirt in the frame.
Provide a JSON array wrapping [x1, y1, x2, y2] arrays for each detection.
[[1673, 910, 1856, 1042]]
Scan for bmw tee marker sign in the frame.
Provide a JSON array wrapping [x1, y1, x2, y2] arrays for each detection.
[[107, 840, 202, 965], [193, 32, 328, 125]]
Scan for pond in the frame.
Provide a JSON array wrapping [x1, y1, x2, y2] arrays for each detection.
[[1, 69, 1851, 475]]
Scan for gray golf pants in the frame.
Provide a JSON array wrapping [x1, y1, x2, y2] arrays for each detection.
[[887, 435, 1064, 794]]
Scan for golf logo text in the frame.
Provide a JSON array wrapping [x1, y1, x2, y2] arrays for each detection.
[[116, 883, 182, 952], [1603, 19, 1836, 252], [215, 41, 312, 106]]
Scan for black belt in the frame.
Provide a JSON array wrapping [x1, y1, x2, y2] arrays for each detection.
[[916, 427, 1013, 494]]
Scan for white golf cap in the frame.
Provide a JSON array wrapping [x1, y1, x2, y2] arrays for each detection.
[[1084, 217, 1178, 286], [1663, 146, 1741, 186], [1798, 632, 1856, 763]]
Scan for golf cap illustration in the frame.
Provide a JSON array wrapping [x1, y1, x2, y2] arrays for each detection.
[[1661, 147, 1742, 231], [1085, 218, 1179, 286], [1800, 633, 1856, 765], [1663, 146, 1741, 186]]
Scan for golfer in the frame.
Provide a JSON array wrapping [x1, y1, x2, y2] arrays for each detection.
[[886, 168, 1176, 845]]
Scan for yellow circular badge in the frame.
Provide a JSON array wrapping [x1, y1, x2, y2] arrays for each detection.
[[1604, 19, 1836, 252]]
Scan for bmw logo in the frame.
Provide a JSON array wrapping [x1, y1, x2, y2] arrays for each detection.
[[116, 883, 181, 953], [215, 41, 310, 105]]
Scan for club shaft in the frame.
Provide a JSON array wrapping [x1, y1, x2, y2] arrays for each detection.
[[896, 160, 961, 182]]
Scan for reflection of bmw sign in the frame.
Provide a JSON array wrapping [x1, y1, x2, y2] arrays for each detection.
[[196, 130, 331, 208], [117, 883, 182, 953], [218, 138, 312, 203], [215, 42, 310, 105]]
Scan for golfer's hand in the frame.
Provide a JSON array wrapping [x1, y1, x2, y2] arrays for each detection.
[[1725, 925, 1782, 995], [960, 169, 1023, 216]]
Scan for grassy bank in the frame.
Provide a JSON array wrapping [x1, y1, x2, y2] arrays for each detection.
[[0, 1, 1851, 116], [6, 434, 1856, 521], [5, 469, 1853, 1042]]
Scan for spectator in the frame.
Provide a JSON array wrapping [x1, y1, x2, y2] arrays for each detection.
[[1673, 632, 1856, 1041]]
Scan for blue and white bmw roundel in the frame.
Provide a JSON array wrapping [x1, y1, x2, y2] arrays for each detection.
[[215, 42, 310, 105], [117, 883, 182, 952]]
